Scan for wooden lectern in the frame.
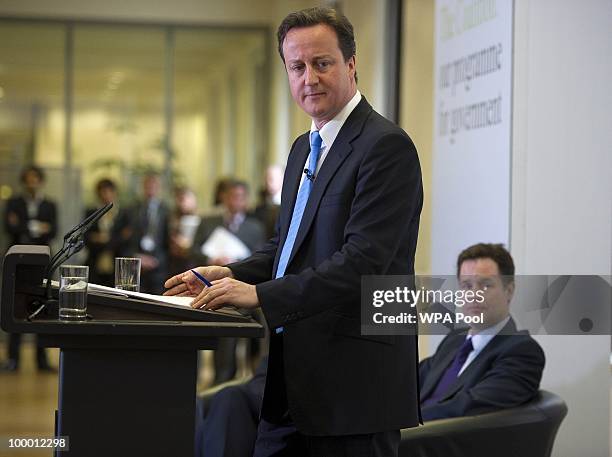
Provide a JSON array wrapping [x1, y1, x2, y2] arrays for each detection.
[[1, 245, 264, 457]]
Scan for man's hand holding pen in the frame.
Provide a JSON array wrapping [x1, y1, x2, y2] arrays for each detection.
[[163, 266, 260, 311]]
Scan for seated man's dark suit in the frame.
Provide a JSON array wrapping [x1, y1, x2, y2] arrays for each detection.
[[194, 357, 268, 457], [419, 317, 545, 421]]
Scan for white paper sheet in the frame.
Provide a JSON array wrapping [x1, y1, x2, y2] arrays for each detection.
[[200, 226, 251, 261]]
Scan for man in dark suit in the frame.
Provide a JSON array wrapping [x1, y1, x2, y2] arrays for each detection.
[[84, 178, 132, 286], [165, 7, 422, 456], [191, 180, 265, 268], [2, 165, 57, 371], [419, 243, 545, 421], [129, 173, 170, 294], [191, 179, 265, 384], [194, 356, 268, 457]]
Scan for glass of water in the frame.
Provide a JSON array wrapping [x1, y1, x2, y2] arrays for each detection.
[[115, 257, 141, 292], [59, 265, 89, 321]]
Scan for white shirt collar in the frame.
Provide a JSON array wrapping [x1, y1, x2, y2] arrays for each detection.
[[458, 315, 511, 376], [467, 315, 511, 353], [310, 90, 362, 151]]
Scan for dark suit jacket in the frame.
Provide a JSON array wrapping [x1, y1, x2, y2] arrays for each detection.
[[191, 214, 265, 265], [419, 317, 545, 421], [228, 97, 423, 436], [84, 205, 132, 284], [128, 199, 170, 263], [4, 195, 57, 246]]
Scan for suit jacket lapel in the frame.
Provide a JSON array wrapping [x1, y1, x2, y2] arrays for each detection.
[[273, 138, 310, 274], [284, 98, 373, 268], [438, 318, 519, 401]]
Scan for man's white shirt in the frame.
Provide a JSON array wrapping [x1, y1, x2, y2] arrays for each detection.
[[295, 90, 362, 191], [459, 315, 511, 375]]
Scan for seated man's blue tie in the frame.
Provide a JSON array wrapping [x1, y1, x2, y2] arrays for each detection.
[[275, 131, 323, 334], [421, 337, 474, 406]]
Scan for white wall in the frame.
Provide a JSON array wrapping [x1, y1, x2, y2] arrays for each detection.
[[512, 0, 612, 456]]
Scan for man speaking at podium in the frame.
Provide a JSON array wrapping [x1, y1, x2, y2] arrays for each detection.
[[165, 7, 423, 456]]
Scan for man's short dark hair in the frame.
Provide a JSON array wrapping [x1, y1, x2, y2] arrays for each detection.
[[457, 243, 515, 284], [277, 7, 358, 82], [20, 165, 45, 183], [96, 178, 117, 193], [227, 179, 249, 194]]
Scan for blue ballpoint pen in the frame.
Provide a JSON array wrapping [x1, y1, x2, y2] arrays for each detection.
[[190, 269, 213, 287]]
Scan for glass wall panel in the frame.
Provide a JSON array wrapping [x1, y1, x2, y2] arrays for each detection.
[[0, 21, 65, 252], [173, 28, 267, 212], [0, 19, 271, 242], [72, 25, 166, 205]]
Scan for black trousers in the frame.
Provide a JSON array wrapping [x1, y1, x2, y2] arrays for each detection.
[[7, 333, 49, 368], [253, 418, 400, 457]]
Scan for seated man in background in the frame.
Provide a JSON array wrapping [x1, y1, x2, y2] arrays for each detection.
[[194, 357, 267, 457], [419, 243, 545, 421], [193, 243, 545, 456]]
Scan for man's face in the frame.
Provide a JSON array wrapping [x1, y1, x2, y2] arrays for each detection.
[[98, 186, 116, 205], [459, 258, 513, 332], [23, 171, 42, 195], [265, 166, 283, 196], [143, 176, 160, 199], [176, 190, 197, 215], [223, 186, 248, 215], [282, 24, 356, 129]]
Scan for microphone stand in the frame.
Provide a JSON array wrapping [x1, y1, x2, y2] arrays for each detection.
[[44, 202, 113, 277], [29, 203, 114, 320]]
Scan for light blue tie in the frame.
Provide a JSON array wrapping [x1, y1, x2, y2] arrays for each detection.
[[275, 131, 322, 333]]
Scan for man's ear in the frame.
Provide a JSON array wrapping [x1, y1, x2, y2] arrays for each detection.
[[505, 281, 515, 304], [348, 55, 356, 77]]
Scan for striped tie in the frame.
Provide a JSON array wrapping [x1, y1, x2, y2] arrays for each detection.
[[274, 131, 322, 333]]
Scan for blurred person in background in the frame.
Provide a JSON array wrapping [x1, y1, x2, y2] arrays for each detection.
[[128, 173, 170, 294], [202, 177, 233, 218], [192, 179, 265, 267], [253, 165, 283, 239], [2, 165, 57, 372], [168, 186, 201, 277], [191, 179, 265, 384], [84, 178, 132, 286]]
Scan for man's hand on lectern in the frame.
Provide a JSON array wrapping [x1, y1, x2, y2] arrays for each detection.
[[163, 266, 233, 297], [190, 278, 259, 311]]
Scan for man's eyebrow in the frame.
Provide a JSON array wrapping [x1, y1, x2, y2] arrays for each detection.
[[312, 54, 334, 60]]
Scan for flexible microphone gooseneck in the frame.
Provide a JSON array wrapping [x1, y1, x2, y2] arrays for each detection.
[[28, 203, 114, 320], [45, 202, 113, 275]]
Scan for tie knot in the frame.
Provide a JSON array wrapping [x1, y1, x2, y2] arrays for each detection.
[[458, 337, 474, 356], [310, 130, 322, 149]]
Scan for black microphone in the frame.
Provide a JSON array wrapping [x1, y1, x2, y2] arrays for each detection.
[[31, 203, 114, 320], [47, 202, 114, 271], [65, 202, 113, 246], [64, 202, 113, 242], [303, 168, 315, 181]]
